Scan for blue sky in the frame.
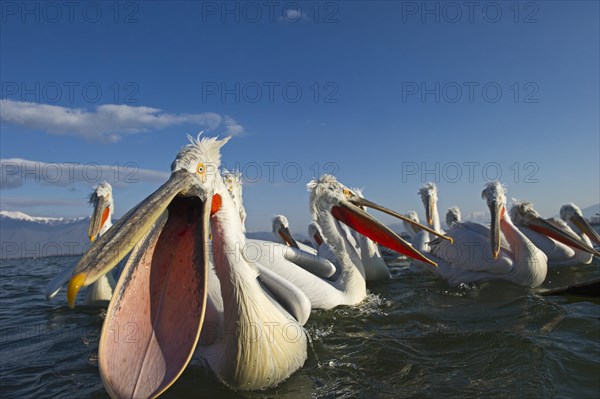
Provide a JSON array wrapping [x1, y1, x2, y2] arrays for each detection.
[[1, 1, 599, 232]]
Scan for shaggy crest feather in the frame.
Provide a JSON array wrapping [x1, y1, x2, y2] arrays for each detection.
[[306, 174, 339, 192], [88, 181, 112, 205], [171, 133, 231, 172], [405, 211, 419, 222], [445, 206, 461, 227], [418, 182, 437, 197], [272, 214, 289, 227], [481, 181, 507, 203], [560, 203, 583, 220], [509, 200, 540, 226]]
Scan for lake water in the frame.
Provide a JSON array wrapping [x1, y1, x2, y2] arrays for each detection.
[[1, 254, 599, 398]]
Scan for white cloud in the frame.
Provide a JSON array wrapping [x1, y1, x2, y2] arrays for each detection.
[[0, 197, 83, 208], [0, 158, 170, 190], [223, 115, 245, 136], [0, 100, 244, 142]]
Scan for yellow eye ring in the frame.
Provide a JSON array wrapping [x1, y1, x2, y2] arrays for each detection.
[[343, 189, 351, 197], [197, 163, 205, 174]]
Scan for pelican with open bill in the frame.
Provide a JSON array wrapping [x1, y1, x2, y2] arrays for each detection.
[[66, 135, 321, 398], [67, 165, 210, 398]]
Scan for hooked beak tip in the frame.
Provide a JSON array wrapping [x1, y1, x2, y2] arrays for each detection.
[[89, 235, 96, 243], [492, 250, 500, 260], [67, 273, 86, 309]]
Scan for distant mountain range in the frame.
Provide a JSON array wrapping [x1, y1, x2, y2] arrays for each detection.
[[1, 211, 91, 260], [579, 203, 600, 219], [2, 204, 597, 259], [0, 211, 310, 260]]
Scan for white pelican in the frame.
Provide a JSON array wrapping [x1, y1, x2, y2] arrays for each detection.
[[220, 174, 336, 280], [271, 214, 347, 279], [67, 135, 312, 396], [446, 206, 461, 229], [347, 188, 391, 280], [245, 175, 438, 309], [404, 183, 459, 274], [418, 182, 445, 233], [426, 182, 551, 288], [403, 183, 451, 275], [560, 203, 600, 248], [222, 169, 246, 232], [273, 195, 391, 281], [510, 201, 600, 266], [272, 214, 314, 253], [401, 211, 434, 274], [402, 211, 422, 242], [45, 182, 116, 305]]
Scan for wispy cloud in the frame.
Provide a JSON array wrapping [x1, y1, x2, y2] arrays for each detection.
[[0, 100, 245, 142], [0, 197, 84, 208], [0, 158, 170, 190], [223, 115, 245, 136]]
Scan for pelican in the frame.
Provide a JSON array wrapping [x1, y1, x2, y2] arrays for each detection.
[[403, 182, 448, 275], [66, 135, 313, 396], [510, 201, 600, 266], [273, 190, 391, 281], [347, 188, 391, 280], [401, 211, 434, 274], [272, 214, 316, 253], [220, 176, 336, 280], [426, 182, 550, 288], [446, 206, 461, 229], [246, 175, 438, 309], [404, 183, 450, 274], [419, 182, 445, 233], [45, 182, 116, 305], [222, 169, 246, 232], [560, 203, 600, 248]]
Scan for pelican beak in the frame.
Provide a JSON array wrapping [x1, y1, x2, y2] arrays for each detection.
[[88, 195, 111, 242], [489, 201, 503, 260], [332, 200, 437, 266], [528, 217, 600, 257], [68, 170, 210, 398], [425, 195, 434, 226], [349, 196, 454, 244], [570, 213, 600, 247], [279, 226, 300, 248]]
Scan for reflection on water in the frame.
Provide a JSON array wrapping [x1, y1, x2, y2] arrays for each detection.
[[1, 256, 599, 398]]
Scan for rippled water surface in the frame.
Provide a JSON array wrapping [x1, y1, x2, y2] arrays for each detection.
[[1, 255, 599, 398]]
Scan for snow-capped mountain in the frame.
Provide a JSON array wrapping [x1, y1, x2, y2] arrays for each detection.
[[1, 211, 91, 259], [580, 203, 600, 219]]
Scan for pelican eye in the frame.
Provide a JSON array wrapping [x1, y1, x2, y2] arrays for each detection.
[[196, 163, 205, 174], [343, 189, 352, 198]]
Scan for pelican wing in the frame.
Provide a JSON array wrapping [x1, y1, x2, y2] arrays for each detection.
[[246, 239, 346, 310], [518, 226, 575, 263], [255, 264, 312, 325], [429, 222, 513, 274]]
